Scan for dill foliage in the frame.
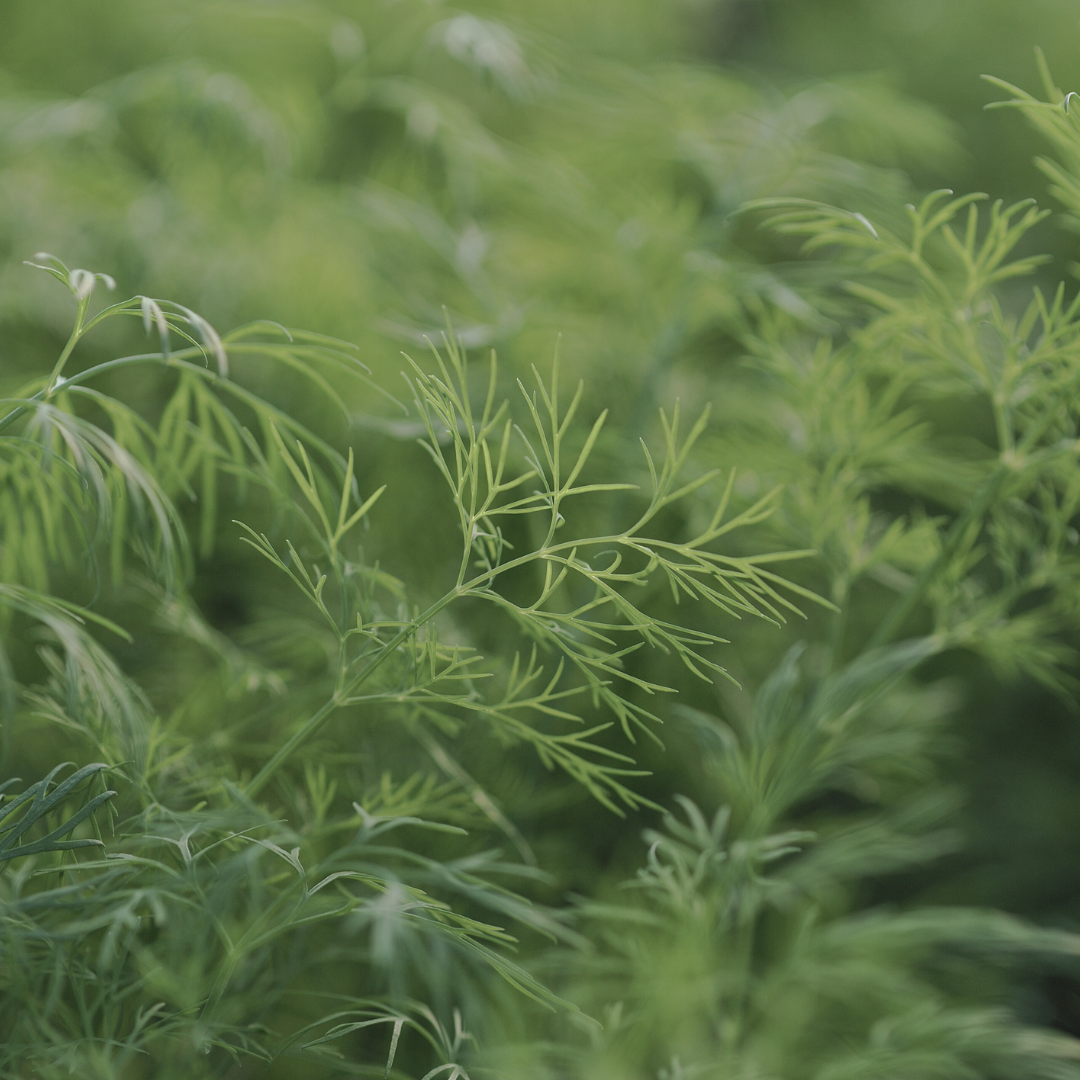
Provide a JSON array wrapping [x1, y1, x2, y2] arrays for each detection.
[[5, 2, 1080, 1078], [0, 253, 805, 1075]]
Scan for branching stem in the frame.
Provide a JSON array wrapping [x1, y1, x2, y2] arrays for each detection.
[[243, 589, 463, 798], [868, 465, 1008, 649]]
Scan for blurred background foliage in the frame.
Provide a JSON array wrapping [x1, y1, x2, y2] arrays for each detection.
[[7, 0, 1080, 1076]]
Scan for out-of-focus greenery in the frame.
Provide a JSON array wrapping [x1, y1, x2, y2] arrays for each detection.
[[710, 1, 1080, 186], [6, 1, 1080, 1077]]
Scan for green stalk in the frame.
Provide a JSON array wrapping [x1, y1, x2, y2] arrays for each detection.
[[244, 696, 340, 800], [826, 575, 850, 671], [243, 590, 462, 799], [0, 350, 197, 436], [0, 305, 84, 434], [866, 464, 1008, 649], [45, 294, 90, 395]]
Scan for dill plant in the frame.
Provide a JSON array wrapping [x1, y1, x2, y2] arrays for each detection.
[[503, 68, 1080, 1080], [0, 253, 809, 1076], [6, 3, 1080, 1079]]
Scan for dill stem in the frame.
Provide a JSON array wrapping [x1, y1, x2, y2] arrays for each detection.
[[0, 350, 198, 435], [243, 589, 462, 799], [45, 296, 89, 395], [244, 696, 340, 800], [867, 464, 1008, 649], [826, 575, 850, 671]]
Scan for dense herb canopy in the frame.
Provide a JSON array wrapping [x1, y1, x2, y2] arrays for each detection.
[[6, 3, 1080, 1078]]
